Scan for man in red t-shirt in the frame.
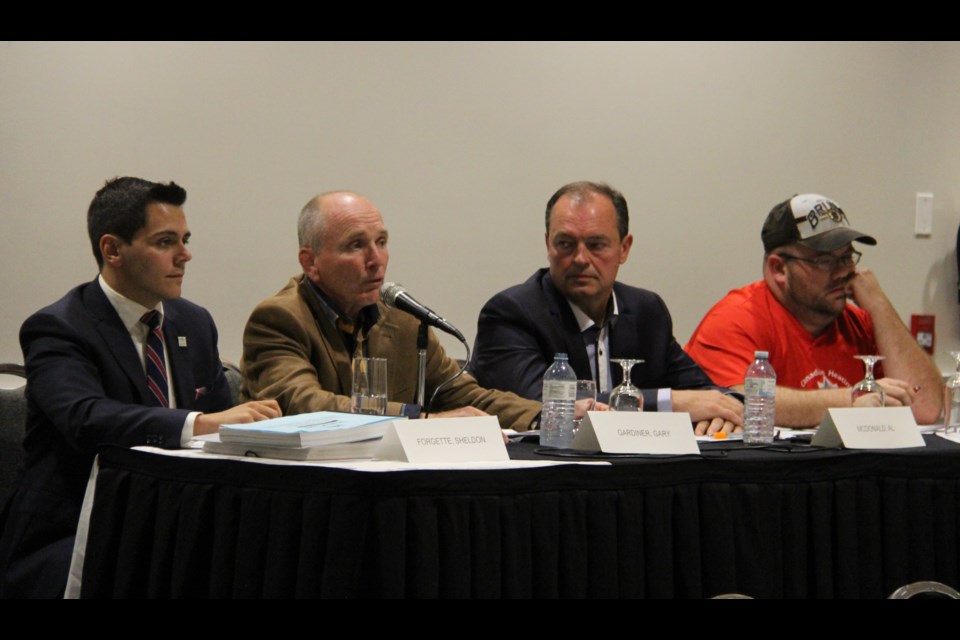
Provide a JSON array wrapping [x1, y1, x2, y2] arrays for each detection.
[[685, 194, 942, 427]]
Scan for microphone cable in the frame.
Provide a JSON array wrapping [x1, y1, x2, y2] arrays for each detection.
[[423, 337, 471, 418]]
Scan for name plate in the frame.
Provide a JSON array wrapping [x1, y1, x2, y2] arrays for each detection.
[[374, 416, 509, 463], [572, 411, 699, 455], [812, 407, 924, 449]]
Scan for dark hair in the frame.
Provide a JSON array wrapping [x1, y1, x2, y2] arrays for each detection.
[[544, 181, 629, 240], [87, 177, 187, 268]]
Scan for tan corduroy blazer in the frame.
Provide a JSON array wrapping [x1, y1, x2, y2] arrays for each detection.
[[241, 276, 541, 431]]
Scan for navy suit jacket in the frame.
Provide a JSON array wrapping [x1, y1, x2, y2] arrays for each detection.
[[0, 279, 231, 598], [470, 269, 724, 407]]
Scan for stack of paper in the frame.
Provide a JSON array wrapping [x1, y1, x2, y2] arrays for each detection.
[[206, 411, 401, 460], [202, 437, 384, 461]]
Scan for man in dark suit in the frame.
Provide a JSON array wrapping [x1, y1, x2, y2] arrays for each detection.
[[470, 181, 742, 435], [0, 177, 280, 598]]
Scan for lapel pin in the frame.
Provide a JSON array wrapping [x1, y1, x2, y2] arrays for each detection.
[[178, 336, 188, 347]]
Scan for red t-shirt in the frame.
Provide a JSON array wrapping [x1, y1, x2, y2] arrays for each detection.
[[684, 281, 880, 389]]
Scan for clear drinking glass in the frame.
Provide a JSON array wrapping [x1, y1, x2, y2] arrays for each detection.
[[851, 355, 885, 408], [609, 359, 644, 412], [943, 351, 960, 433], [351, 357, 388, 415], [574, 380, 597, 431]]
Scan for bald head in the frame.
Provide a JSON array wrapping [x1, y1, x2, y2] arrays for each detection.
[[298, 191, 377, 251]]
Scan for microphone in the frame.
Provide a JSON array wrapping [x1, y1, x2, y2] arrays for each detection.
[[380, 282, 466, 342]]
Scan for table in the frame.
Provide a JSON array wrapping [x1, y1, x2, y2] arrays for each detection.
[[75, 436, 960, 598]]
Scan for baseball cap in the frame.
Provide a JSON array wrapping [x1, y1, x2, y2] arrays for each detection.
[[761, 193, 877, 253]]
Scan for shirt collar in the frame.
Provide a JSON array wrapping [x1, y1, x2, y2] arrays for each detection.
[[98, 274, 164, 334], [566, 291, 619, 333], [305, 279, 380, 332]]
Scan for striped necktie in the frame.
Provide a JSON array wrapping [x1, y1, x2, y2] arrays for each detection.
[[141, 310, 170, 407]]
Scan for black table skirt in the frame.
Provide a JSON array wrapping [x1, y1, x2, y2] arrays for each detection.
[[79, 437, 960, 598]]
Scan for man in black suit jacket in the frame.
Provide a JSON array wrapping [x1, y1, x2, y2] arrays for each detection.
[[470, 181, 742, 435], [0, 177, 279, 598]]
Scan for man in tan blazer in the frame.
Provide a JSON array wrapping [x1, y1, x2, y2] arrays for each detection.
[[240, 191, 541, 430]]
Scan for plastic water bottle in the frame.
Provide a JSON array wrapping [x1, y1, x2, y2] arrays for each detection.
[[541, 353, 577, 448], [743, 350, 776, 445]]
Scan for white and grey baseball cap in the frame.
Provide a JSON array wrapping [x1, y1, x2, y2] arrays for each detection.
[[761, 193, 877, 253]]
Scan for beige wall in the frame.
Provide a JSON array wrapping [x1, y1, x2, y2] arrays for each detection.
[[2, 41, 958, 376]]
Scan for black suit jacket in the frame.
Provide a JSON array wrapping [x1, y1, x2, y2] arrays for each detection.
[[470, 269, 723, 406], [0, 279, 231, 598]]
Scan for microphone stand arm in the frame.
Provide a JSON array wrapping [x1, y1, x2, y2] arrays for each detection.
[[415, 319, 428, 412]]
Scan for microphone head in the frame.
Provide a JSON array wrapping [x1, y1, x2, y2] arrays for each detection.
[[380, 282, 404, 307]]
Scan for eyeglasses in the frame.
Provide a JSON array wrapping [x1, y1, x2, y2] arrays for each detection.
[[777, 250, 861, 272]]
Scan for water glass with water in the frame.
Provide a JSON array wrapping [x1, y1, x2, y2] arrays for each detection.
[[351, 357, 388, 415]]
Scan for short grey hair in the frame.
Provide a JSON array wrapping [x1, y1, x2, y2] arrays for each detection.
[[298, 194, 328, 252]]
